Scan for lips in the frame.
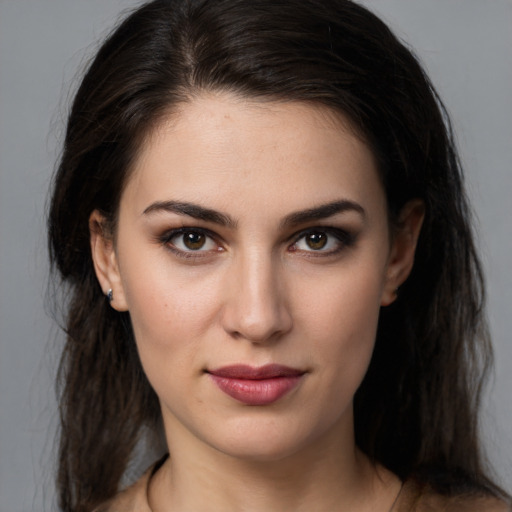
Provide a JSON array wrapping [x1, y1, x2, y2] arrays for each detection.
[[207, 364, 305, 406]]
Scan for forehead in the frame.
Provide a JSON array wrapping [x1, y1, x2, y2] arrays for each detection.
[[121, 93, 385, 220]]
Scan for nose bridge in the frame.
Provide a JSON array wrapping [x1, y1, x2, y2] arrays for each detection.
[[222, 246, 291, 342]]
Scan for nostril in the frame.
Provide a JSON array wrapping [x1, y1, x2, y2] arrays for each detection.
[[222, 300, 293, 343], [220, 256, 293, 343]]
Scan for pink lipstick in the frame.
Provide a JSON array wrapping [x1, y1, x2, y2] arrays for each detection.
[[207, 364, 304, 406]]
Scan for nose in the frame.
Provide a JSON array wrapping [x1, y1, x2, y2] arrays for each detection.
[[221, 251, 293, 343]]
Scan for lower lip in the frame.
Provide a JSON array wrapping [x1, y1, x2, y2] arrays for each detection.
[[208, 374, 303, 406]]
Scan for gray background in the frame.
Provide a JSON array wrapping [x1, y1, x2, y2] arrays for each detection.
[[0, 1, 510, 510]]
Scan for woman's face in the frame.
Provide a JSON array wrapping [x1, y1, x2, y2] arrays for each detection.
[[91, 93, 420, 461]]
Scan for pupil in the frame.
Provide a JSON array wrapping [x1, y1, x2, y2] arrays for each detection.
[[306, 232, 327, 250], [184, 232, 205, 250]]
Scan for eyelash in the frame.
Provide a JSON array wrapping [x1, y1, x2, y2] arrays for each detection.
[[289, 227, 355, 256], [158, 227, 222, 259], [158, 226, 355, 259]]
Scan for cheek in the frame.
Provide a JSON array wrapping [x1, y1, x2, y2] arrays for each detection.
[[118, 255, 224, 371], [302, 262, 384, 337], [296, 264, 385, 389]]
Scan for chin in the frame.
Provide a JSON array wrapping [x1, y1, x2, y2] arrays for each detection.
[[214, 437, 311, 463], [200, 414, 344, 463]]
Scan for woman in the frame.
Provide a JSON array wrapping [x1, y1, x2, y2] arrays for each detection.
[[48, 0, 511, 511]]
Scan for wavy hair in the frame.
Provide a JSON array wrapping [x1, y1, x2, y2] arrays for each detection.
[[48, 1, 507, 510]]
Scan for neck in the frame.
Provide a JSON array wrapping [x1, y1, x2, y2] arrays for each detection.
[[148, 418, 400, 512]]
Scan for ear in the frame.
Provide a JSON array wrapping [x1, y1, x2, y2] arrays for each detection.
[[381, 199, 425, 306], [89, 210, 129, 311]]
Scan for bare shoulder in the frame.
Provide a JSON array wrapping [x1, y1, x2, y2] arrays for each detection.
[[396, 479, 511, 512], [92, 467, 153, 512], [421, 491, 511, 512], [92, 456, 168, 512]]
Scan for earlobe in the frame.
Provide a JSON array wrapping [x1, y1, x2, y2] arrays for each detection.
[[89, 210, 129, 311], [381, 199, 425, 306]]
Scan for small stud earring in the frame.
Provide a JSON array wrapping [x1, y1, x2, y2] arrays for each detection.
[[107, 289, 113, 303]]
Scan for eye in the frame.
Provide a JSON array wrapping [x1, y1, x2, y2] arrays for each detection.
[[291, 228, 353, 254], [164, 228, 219, 253], [299, 232, 330, 250]]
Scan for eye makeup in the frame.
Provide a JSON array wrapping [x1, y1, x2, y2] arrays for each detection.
[[288, 226, 356, 256], [155, 224, 357, 263]]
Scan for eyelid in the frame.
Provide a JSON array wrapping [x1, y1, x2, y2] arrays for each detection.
[[157, 225, 355, 259], [289, 226, 355, 254], [159, 227, 224, 257]]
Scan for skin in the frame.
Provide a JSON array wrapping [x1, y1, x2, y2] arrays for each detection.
[[90, 93, 424, 511]]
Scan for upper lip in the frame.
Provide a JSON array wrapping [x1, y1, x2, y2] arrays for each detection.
[[207, 364, 304, 380]]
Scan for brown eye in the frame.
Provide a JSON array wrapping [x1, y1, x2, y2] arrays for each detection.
[[292, 228, 352, 255], [305, 232, 328, 250], [166, 229, 218, 253], [182, 231, 206, 250]]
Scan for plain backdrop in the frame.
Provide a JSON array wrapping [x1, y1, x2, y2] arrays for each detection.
[[0, 1, 511, 510]]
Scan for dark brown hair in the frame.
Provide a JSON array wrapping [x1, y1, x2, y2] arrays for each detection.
[[48, 1, 509, 510]]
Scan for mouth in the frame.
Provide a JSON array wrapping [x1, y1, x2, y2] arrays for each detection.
[[206, 364, 305, 406]]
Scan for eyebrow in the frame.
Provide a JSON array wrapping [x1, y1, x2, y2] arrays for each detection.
[[142, 199, 365, 228], [143, 200, 237, 227], [281, 199, 366, 228]]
